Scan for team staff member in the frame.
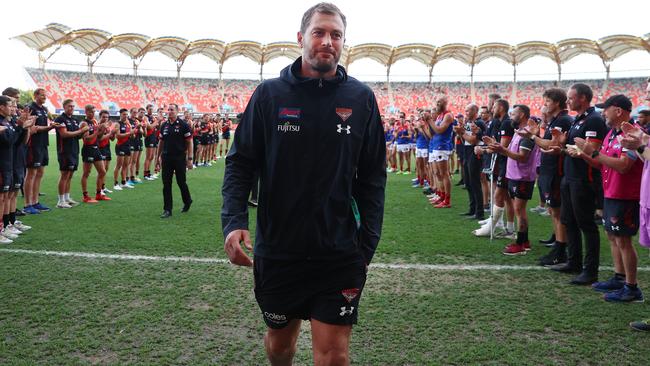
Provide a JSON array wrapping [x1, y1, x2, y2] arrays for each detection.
[[490, 105, 538, 255], [222, 3, 386, 365], [24, 88, 56, 214], [157, 103, 193, 218], [548, 83, 607, 285], [455, 104, 486, 220], [518, 88, 573, 265], [54, 99, 88, 209], [79, 105, 110, 203], [573, 95, 644, 302]]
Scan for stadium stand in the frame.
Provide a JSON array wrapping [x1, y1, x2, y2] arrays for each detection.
[[25, 68, 649, 116]]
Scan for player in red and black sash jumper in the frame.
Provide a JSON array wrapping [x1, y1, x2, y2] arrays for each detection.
[[222, 3, 386, 365], [79, 104, 110, 203], [157, 103, 193, 218]]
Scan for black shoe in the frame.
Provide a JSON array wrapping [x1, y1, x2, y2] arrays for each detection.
[[160, 210, 172, 218], [474, 215, 486, 221], [247, 199, 258, 207], [181, 201, 192, 213], [459, 212, 475, 217], [455, 180, 464, 186], [422, 188, 433, 195], [539, 244, 567, 266], [15, 209, 26, 217], [539, 233, 556, 245], [570, 271, 598, 286], [549, 263, 581, 274]]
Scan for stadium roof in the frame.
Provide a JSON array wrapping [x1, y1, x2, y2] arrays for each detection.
[[13, 23, 650, 70]]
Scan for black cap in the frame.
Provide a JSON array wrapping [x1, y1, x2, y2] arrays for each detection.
[[595, 94, 632, 112]]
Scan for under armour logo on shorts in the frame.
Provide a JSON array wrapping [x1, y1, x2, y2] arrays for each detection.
[[340, 306, 355, 316], [337, 124, 351, 134]]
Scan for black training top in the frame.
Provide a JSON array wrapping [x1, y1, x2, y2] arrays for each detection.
[[222, 57, 387, 264], [563, 107, 607, 182], [160, 118, 192, 158], [539, 110, 573, 176], [54, 113, 81, 156], [28, 102, 49, 148]]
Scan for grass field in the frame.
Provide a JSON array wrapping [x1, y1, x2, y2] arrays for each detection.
[[2, 136, 650, 365]]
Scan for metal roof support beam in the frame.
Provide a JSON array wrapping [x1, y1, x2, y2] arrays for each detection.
[[428, 64, 434, 85], [39, 44, 63, 69], [470, 64, 475, 103]]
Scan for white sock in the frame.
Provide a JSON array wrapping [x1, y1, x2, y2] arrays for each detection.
[[64, 193, 70, 201], [492, 206, 504, 228], [58, 195, 65, 204], [507, 221, 515, 232]]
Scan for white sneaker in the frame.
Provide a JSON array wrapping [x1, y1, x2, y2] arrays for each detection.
[[478, 217, 491, 226], [207, 162, 212, 167], [5, 225, 22, 235], [14, 221, 31, 231], [1, 229, 18, 239], [0, 234, 12, 244], [473, 222, 505, 237], [144, 176, 155, 181], [539, 210, 551, 217], [151, 174, 159, 179], [124, 183, 135, 189], [103, 188, 113, 194], [67, 198, 79, 206], [495, 229, 516, 240], [113, 184, 123, 191], [134, 177, 143, 183], [56, 202, 72, 209]]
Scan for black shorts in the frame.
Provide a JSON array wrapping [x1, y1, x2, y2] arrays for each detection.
[[145, 134, 158, 148], [222, 132, 230, 140], [133, 138, 144, 152], [99, 145, 111, 161], [603, 198, 640, 237], [254, 254, 367, 329], [115, 144, 131, 157], [0, 170, 12, 192], [455, 144, 464, 161], [12, 167, 25, 190], [538, 174, 562, 208], [57, 153, 78, 171], [200, 135, 210, 145], [26, 145, 49, 168], [81, 145, 104, 163], [507, 179, 535, 200], [496, 168, 508, 189]]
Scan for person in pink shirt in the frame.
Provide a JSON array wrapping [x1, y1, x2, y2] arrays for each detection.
[[572, 95, 644, 303]]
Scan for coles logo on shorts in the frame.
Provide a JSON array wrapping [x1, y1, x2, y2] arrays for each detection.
[[341, 288, 359, 303], [264, 312, 288, 324]]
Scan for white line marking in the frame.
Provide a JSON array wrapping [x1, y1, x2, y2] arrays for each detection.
[[2, 248, 650, 272]]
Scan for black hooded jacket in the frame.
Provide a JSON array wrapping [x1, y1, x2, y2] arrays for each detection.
[[221, 57, 386, 263]]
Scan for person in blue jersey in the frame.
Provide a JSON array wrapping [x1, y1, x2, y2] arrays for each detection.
[[413, 114, 430, 188], [384, 119, 396, 173], [428, 96, 455, 208], [395, 113, 412, 174]]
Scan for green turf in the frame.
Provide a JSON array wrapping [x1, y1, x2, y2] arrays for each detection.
[[2, 136, 650, 365]]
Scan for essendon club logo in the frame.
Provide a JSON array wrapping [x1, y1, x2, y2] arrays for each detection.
[[341, 288, 359, 303], [336, 108, 352, 122]]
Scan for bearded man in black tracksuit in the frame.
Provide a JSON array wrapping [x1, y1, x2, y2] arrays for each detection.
[[221, 3, 386, 365]]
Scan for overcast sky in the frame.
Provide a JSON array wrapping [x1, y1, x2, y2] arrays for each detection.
[[2, 0, 649, 89]]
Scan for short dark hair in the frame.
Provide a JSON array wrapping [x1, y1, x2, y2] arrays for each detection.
[[542, 88, 567, 109], [34, 88, 45, 97], [300, 2, 346, 34], [119, 108, 128, 114], [138, 107, 145, 112], [2, 87, 19, 97], [0, 95, 12, 106], [85, 104, 95, 111], [495, 98, 509, 112], [514, 104, 531, 120], [146, 104, 153, 109], [63, 99, 74, 107], [168, 103, 179, 111], [639, 110, 650, 117], [99, 110, 109, 116], [570, 83, 593, 103]]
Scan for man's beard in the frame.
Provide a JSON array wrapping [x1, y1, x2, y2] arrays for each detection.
[[307, 50, 339, 74]]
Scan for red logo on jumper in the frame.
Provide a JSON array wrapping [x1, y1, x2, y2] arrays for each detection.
[[336, 108, 353, 122], [341, 288, 359, 303]]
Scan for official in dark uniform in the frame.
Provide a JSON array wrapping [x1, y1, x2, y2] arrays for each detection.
[[157, 103, 193, 218]]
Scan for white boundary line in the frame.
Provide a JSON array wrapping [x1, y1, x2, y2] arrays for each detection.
[[2, 248, 650, 272]]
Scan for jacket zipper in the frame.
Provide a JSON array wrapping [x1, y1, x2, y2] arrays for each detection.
[[319, 79, 323, 88]]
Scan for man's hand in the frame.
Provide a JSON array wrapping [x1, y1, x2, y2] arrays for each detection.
[[541, 145, 562, 155], [550, 129, 566, 145], [473, 146, 483, 156], [573, 137, 593, 157], [0, 125, 6, 134], [224, 229, 253, 267], [186, 159, 193, 170], [489, 142, 504, 154], [482, 136, 496, 145], [620, 122, 649, 151]]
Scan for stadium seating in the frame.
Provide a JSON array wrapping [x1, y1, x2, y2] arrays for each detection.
[[25, 68, 648, 116]]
